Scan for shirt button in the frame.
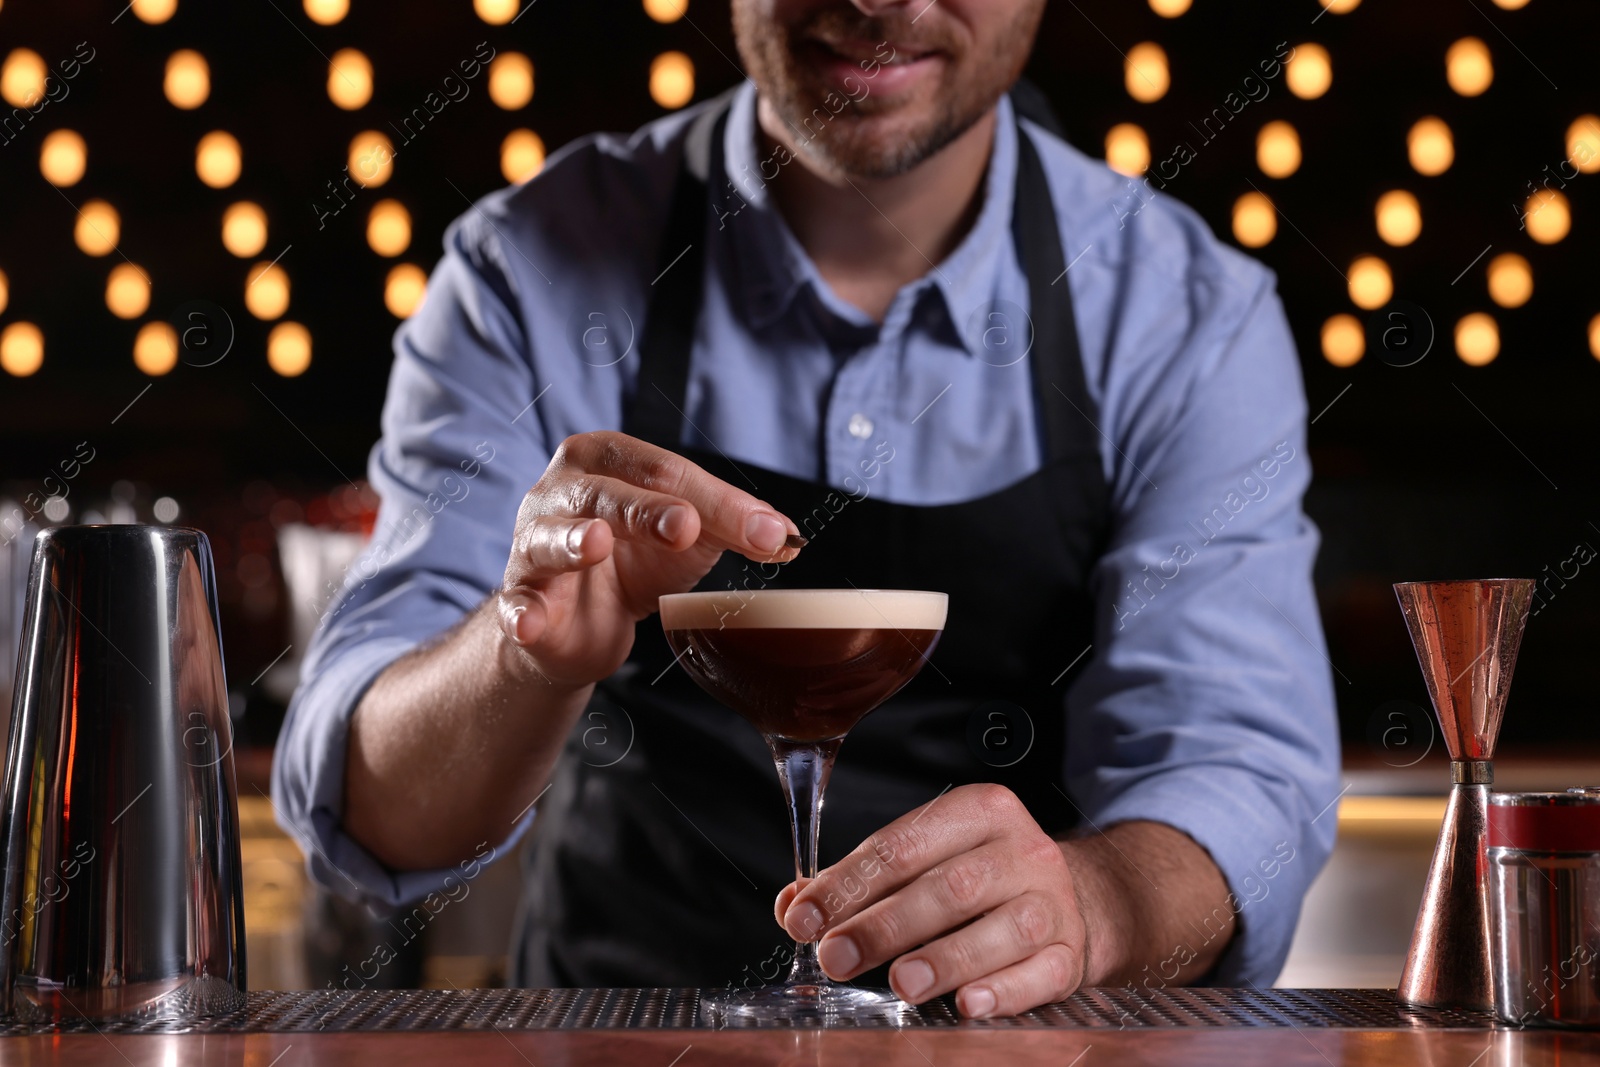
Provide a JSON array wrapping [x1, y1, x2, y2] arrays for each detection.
[[847, 413, 874, 440]]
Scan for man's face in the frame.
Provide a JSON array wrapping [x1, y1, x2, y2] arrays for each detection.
[[733, 0, 1047, 179]]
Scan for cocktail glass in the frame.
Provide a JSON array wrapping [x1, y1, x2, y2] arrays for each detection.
[[660, 588, 949, 1026]]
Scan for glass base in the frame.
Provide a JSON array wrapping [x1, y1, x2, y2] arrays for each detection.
[[702, 981, 916, 1028]]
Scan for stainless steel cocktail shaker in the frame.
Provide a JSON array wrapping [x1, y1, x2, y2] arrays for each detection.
[[0, 525, 246, 1021]]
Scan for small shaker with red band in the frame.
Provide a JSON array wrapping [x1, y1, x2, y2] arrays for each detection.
[[1488, 790, 1600, 1027]]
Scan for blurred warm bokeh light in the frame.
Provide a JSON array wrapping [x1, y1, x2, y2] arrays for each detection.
[[222, 202, 269, 258], [1148, 0, 1191, 16], [384, 263, 428, 319], [39, 129, 87, 186], [475, 0, 518, 24], [1375, 190, 1422, 247], [328, 49, 373, 110], [348, 131, 394, 187], [1348, 256, 1392, 311], [489, 52, 535, 109], [0, 322, 44, 377], [164, 50, 210, 109], [1487, 253, 1533, 309], [1447, 38, 1493, 96], [501, 129, 546, 184], [1590, 314, 1600, 361], [246, 261, 291, 320], [1524, 189, 1570, 244], [367, 200, 412, 257], [1232, 192, 1277, 249], [1407, 117, 1454, 176], [132, 0, 177, 23], [1256, 121, 1301, 179], [1124, 42, 1170, 103], [650, 51, 695, 109], [1455, 312, 1499, 366], [133, 322, 179, 376], [1567, 116, 1600, 174], [644, 0, 688, 22], [106, 263, 151, 320], [268, 322, 312, 377], [1, 48, 46, 108], [1104, 123, 1149, 177], [0, 268, 8, 316], [303, 0, 348, 25], [1321, 314, 1364, 368], [196, 131, 243, 188], [1286, 44, 1332, 100], [74, 200, 121, 256], [1319, 0, 1361, 11]]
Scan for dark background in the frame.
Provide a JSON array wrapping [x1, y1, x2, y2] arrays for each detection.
[[0, 0, 1594, 753]]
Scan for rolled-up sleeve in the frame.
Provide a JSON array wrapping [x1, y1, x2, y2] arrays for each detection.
[[271, 203, 552, 909], [1065, 266, 1341, 986]]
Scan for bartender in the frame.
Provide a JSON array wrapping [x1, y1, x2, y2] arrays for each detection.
[[274, 0, 1339, 1018]]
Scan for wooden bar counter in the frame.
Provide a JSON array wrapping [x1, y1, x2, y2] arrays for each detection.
[[3, 987, 1594, 1066]]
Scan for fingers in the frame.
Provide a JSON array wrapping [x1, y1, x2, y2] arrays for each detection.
[[555, 432, 801, 560], [773, 879, 812, 928], [883, 894, 1074, 1009], [950, 942, 1084, 1020], [813, 841, 1017, 981], [782, 784, 1018, 942]]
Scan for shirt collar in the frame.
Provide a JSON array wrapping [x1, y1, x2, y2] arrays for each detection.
[[719, 80, 1019, 355]]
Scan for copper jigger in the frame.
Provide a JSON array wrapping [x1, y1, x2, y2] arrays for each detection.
[[1394, 578, 1535, 1010]]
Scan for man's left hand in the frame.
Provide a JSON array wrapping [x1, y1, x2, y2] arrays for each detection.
[[774, 783, 1088, 1019]]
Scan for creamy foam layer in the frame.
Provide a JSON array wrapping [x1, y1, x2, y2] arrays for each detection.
[[659, 589, 947, 630]]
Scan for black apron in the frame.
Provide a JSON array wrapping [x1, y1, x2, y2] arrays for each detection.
[[511, 92, 1112, 989]]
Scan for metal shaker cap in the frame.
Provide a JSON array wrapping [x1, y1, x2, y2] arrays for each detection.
[[1488, 791, 1600, 852]]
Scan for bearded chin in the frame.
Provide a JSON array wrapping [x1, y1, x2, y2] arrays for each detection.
[[773, 88, 981, 180]]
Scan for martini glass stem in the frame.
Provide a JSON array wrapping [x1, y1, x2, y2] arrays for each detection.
[[769, 735, 842, 989]]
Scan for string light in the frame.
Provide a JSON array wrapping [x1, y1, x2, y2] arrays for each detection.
[[475, 0, 518, 24], [348, 131, 394, 187], [1446, 38, 1493, 96], [1566, 115, 1600, 175], [1256, 121, 1301, 178], [1321, 314, 1364, 367], [1491, 0, 1529, 7], [1590, 314, 1600, 362], [1124, 43, 1169, 103], [1347, 256, 1392, 310], [650, 52, 695, 109], [164, 50, 210, 110], [74, 200, 121, 256], [1407, 117, 1454, 176], [132, 0, 177, 23], [1318, 0, 1361, 11], [0, 322, 43, 377], [644, 0, 688, 21], [1523, 189, 1570, 244], [267, 322, 312, 377], [106, 263, 151, 320], [39, 129, 87, 186], [328, 48, 373, 110], [1104, 124, 1149, 177], [384, 263, 427, 318], [1455, 312, 1499, 366], [303, 0, 348, 24], [1375, 190, 1422, 246], [489, 53, 534, 109], [133, 322, 179, 376], [196, 131, 242, 188], [1487, 253, 1532, 308], [1286, 44, 1332, 100], [501, 129, 546, 183], [0, 268, 7, 315], [1232, 192, 1277, 248], [1, 49, 46, 108], [367, 200, 411, 257], [1147, 0, 1191, 16], [222, 202, 268, 257], [246, 261, 290, 319]]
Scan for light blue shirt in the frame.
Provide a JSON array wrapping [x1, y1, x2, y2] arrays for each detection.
[[273, 81, 1341, 988]]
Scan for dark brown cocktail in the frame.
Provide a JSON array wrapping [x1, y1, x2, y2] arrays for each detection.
[[658, 589, 948, 1025]]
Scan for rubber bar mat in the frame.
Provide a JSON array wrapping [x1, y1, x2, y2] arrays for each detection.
[[0, 987, 1495, 1034]]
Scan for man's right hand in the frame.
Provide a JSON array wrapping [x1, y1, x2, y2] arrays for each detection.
[[496, 431, 802, 688]]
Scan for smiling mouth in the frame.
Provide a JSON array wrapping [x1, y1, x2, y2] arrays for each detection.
[[808, 38, 942, 66]]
